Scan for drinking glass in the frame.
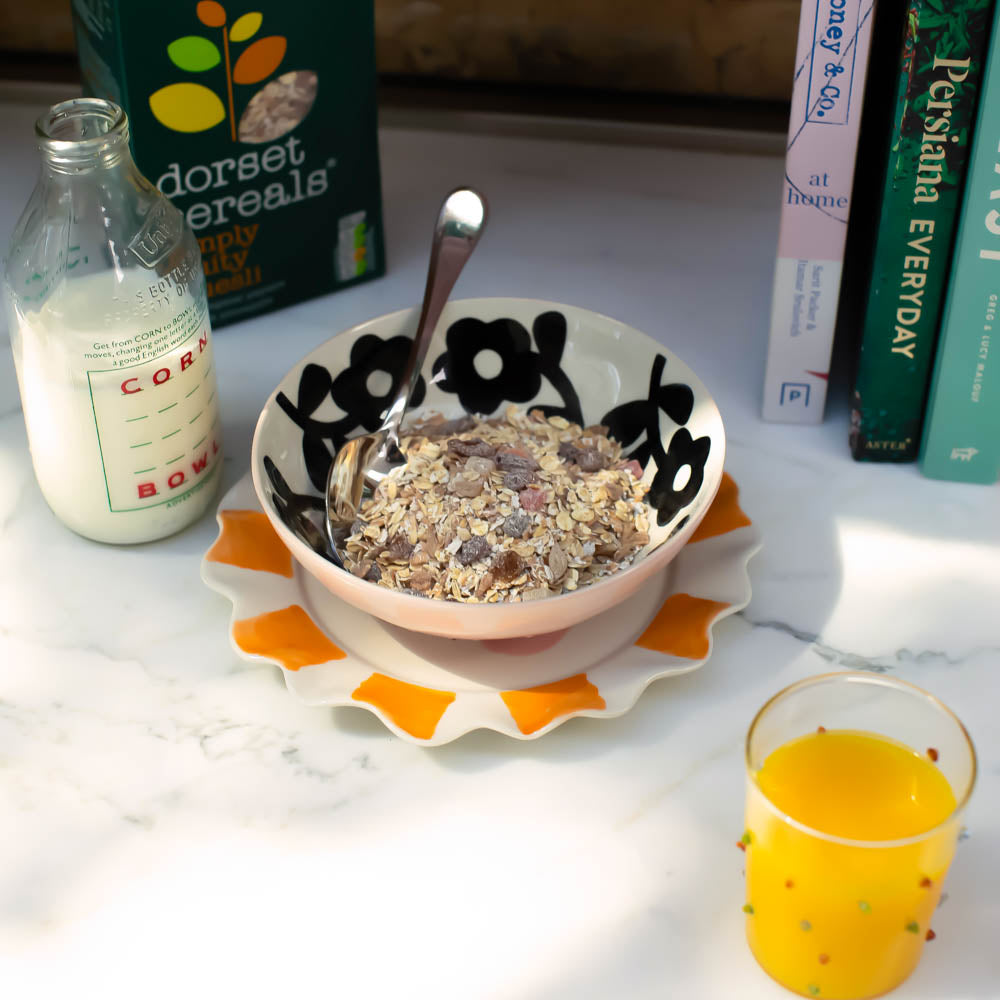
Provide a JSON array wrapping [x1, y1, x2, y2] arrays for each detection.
[[743, 672, 976, 999]]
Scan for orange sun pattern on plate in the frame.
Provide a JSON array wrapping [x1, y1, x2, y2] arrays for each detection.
[[634, 593, 730, 659], [207, 470, 754, 741], [232, 604, 345, 669], [205, 509, 294, 577], [352, 674, 457, 740], [500, 674, 606, 735]]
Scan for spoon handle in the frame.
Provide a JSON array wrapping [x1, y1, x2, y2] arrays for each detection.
[[382, 187, 489, 445]]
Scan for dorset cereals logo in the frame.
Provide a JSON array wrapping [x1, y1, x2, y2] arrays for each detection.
[[147, 0, 332, 233]]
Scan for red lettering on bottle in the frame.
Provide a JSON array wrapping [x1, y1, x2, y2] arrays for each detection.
[[180, 351, 194, 371], [138, 482, 157, 498], [121, 378, 142, 395], [153, 368, 171, 385], [199, 332, 208, 352], [168, 471, 186, 489], [212, 439, 219, 455], [192, 452, 208, 474]]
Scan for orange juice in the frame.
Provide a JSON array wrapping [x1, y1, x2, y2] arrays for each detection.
[[744, 730, 958, 999]]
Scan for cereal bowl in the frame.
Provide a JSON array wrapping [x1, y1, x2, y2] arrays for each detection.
[[250, 297, 725, 639]]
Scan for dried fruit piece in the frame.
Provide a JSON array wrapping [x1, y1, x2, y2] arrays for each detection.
[[504, 470, 536, 491], [503, 511, 532, 538], [448, 437, 496, 458], [496, 448, 539, 472], [927, 747, 939, 762], [926, 929, 936, 941], [457, 536, 491, 565], [410, 569, 436, 592], [519, 488, 546, 512], [450, 475, 485, 498], [492, 549, 525, 583], [386, 533, 415, 561], [575, 448, 606, 472]]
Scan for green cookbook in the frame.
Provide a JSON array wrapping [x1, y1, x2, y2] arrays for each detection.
[[849, 0, 995, 460], [921, 1, 1000, 482]]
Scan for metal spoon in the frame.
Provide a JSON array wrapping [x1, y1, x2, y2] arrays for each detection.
[[263, 455, 344, 566], [324, 186, 489, 547]]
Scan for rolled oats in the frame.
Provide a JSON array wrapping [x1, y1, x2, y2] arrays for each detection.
[[343, 406, 650, 603]]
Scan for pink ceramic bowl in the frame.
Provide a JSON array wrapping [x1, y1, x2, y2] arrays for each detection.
[[251, 298, 725, 639]]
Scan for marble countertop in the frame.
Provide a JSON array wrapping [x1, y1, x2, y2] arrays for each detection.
[[1, 86, 997, 999]]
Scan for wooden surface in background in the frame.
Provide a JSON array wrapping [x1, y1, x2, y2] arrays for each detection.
[[1, 0, 800, 101]]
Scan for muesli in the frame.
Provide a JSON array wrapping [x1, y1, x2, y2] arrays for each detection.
[[343, 405, 650, 602]]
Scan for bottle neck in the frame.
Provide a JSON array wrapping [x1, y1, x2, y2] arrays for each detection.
[[36, 98, 133, 175]]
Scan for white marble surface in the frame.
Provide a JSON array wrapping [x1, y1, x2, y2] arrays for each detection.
[[1, 87, 998, 999]]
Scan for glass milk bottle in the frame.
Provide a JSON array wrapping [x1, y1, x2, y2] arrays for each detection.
[[2, 98, 223, 544]]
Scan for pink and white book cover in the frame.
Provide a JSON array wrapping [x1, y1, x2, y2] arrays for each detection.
[[762, 0, 876, 423]]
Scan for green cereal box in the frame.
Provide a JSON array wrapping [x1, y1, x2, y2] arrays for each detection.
[[71, 0, 385, 327]]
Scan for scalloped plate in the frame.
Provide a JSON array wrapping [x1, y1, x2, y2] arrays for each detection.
[[202, 470, 760, 745]]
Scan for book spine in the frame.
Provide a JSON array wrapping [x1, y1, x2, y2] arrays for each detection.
[[762, 0, 877, 424], [851, 0, 996, 461], [920, 2, 1000, 483]]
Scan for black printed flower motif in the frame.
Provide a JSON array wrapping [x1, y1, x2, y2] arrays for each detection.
[[432, 317, 541, 413], [332, 333, 427, 431], [271, 312, 709, 528], [647, 427, 711, 526], [431, 311, 583, 423], [275, 333, 426, 491], [525, 311, 584, 425], [602, 353, 710, 527]]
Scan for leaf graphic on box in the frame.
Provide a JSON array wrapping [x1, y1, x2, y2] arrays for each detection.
[[149, 82, 226, 132], [233, 36, 287, 84], [230, 11, 262, 42], [167, 35, 221, 72], [196, 0, 227, 27]]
